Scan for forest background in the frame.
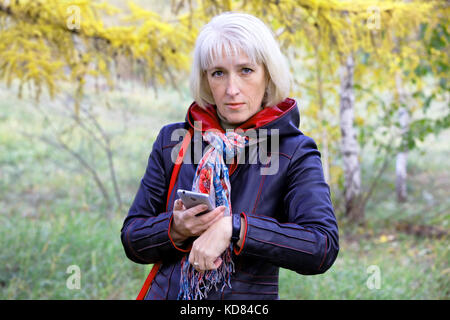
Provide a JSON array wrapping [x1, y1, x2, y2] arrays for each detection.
[[0, 0, 448, 299]]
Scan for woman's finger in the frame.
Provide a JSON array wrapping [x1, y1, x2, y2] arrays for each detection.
[[173, 199, 184, 211], [198, 206, 225, 223], [186, 204, 209, 217], [189, 246, 197, 269], [213, 257, 222, 269], [201, 251, 209, 271], [205, 255, 220, 270], [197, 245, 215, 271]]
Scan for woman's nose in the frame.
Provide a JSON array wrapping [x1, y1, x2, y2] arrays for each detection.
[[225, 75, 240, 96]]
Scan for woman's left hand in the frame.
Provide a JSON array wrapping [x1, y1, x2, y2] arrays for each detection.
[[189, 216, 232, 272]]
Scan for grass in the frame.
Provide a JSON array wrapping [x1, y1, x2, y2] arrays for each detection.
[[280, 235, 449, 299], [0, 80, 448, 300]]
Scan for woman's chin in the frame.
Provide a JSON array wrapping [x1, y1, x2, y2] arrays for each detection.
[[226, 118, 246, 126]]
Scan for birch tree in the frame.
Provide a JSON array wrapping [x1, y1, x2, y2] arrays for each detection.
[[339, 53, 363, 221], [395, 71, 410, 203]]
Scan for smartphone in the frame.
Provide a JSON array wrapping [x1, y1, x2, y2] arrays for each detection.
[[177, 189, 215, 215]]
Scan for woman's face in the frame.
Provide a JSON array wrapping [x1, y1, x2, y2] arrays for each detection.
[[206, 51, 267, 125]]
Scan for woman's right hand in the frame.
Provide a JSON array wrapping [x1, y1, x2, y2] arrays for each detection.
[[169, 199, 226, 244]]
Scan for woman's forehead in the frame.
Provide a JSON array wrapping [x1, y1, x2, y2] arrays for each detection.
[[202, 42, 260, 70], [206, 51, 258, 70]]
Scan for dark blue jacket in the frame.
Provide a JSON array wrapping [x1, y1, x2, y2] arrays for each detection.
[[121, 98, 339, 300]]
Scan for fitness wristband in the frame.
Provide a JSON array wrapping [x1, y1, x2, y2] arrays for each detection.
[[231, 213, 241, 244]]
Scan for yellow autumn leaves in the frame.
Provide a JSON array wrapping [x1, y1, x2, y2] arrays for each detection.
[[0, 0, 447, 115], [0, 0, 195, 110]]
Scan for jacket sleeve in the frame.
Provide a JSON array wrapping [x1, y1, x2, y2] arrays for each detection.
[[120, 126, 188, 265], [235, 135, 339, 275]]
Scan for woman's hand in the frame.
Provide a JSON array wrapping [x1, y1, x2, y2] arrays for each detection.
[[170, 199, 226, 244], [188, 216, 233, 271]]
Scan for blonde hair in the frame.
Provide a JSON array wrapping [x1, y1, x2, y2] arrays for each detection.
[[190, 12, 291, 108]]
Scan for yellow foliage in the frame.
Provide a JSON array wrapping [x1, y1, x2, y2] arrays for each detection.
[[0, 0, 447, 119], [0, 0, 195, 104], [355, 116, 365, 127]]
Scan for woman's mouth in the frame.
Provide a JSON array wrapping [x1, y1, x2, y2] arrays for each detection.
[[225, 103, 245, 109]]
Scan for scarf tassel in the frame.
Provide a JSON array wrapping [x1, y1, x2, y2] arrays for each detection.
[[177, 245, 235, 300]]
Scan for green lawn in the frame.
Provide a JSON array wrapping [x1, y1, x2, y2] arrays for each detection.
[[1, 81, 448, 299]]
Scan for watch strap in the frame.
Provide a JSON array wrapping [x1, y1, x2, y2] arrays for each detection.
[[231, 213, 241, 244]]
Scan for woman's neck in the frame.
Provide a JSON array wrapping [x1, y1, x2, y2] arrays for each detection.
[[216, 109, 238, 130]]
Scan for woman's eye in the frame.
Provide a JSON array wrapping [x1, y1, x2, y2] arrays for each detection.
[[211, 70, 223, 77], [242, 68, 253, 74]]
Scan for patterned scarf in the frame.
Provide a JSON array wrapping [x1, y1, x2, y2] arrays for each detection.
[[177, 130, 248, 300]]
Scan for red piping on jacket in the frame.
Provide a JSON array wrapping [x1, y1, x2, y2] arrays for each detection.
[[136, 127, 194, 300], [233, 212, 247, 256]]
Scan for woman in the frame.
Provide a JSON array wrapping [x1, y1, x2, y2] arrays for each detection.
[[121, 12, 339, 300]]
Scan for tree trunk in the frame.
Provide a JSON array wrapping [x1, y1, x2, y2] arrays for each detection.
[[314, 47, 330, 183], [339, 53, 363, 222], [395, 71, 410, 203], [321, 129, 330, 183]]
